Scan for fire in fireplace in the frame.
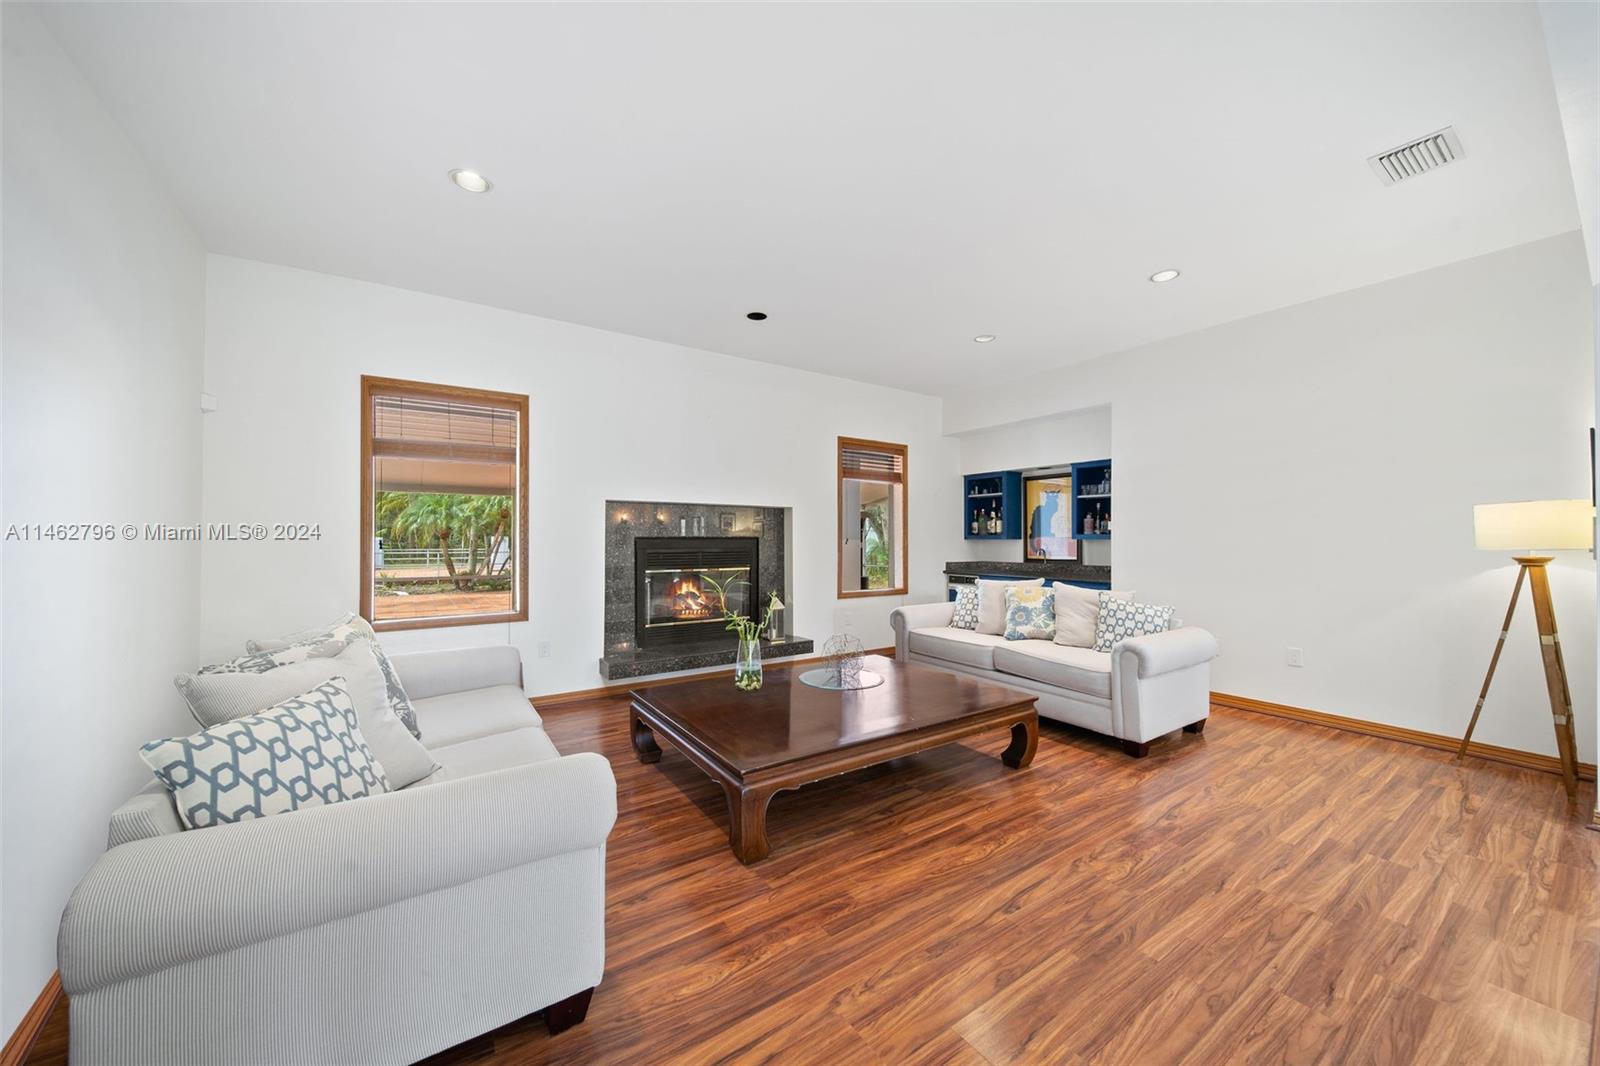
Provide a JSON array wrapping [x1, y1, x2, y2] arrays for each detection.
[[635, 538, 758, 647]]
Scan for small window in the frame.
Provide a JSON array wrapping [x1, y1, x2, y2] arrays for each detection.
[[838, 437, 908, 597], [360, 376, 529, 631]]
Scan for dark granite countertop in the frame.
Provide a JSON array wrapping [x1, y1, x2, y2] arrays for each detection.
[[599, 635, 816, 681], [944, 559, 1112, 584]]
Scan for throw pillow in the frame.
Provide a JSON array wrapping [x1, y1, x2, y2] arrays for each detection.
[[1053, 585, 1134, 649], [976, 578, 1044, 635], [142, 677, 389, 830], [247, 613, 419, 739], [1093, 593, 1176, 652], [1004, 585, 1056, 641], [951, 585, 981, 630], [175, 641, 439, 789], [195, 637, 349, 676]]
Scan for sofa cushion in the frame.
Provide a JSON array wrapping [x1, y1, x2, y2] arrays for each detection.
[[1052, 584, 1133, 648], [141, 677, 390, 830], [1004, 585, 1055, 641], [977, 577, 1044, 635], [195, 637, 348, 675], [247, 613, 420, 739], [951, 584, 980, 630], [413, 726, 561, 787], [992, 641, 1112, 699], [175, 641, 439, 789], [413, 685, 543, 749], [908, 627, 1010, 671], [1093, 594, 1176, 652]]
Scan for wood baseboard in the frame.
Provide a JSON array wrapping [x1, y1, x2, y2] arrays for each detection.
[[1, 973, 61, 1066], [534, 647, 897, 707], [1212, 691, 1596, 782]]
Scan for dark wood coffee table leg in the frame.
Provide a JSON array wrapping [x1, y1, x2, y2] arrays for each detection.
[[724, 783, 775, 864], [630, 705, 662, 763], [1002, 716, 1038, 769]]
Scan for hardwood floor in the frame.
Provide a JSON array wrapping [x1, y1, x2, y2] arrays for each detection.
[[26, 699, 1600, 1065]]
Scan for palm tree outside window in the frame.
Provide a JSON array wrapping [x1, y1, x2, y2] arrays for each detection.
[[360, 376, 529, 630]]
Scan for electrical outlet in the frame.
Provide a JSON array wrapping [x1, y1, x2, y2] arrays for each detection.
[[537, 641, 552, 659], [1286, 647, 1304, 668]]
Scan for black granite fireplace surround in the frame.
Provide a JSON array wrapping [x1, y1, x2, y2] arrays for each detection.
[[601, 500, 812, 679]]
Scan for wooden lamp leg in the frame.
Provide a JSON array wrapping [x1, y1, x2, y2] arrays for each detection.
[[1458, 563, 1527, 758], [1522, 559, 1580, 806], [1459, 558, 1580, 809]]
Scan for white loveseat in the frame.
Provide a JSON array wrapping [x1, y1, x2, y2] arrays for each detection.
[[891, 600, 1218, 756], [59, 645, 616, 1066]]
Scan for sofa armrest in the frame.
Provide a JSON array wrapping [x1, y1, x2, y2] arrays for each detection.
[[889, 601, 957, 660], [1111, 627, 1217, 743], [59, 752, 615, 994], [1111, 626, 1218, 678], [389, 645, 523, 699]]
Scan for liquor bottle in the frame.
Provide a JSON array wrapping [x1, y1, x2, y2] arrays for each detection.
[[988, 508, 998, 534], [1083, 509, 1094, 535], [970, 511, 980, 535]]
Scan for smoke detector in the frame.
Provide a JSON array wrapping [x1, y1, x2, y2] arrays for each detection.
[[1368, 127, 1464, 186]]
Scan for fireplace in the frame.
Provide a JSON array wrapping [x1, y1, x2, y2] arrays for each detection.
[[634, 537, 759, 648]]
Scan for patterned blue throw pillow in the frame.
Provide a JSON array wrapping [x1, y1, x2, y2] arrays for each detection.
[[1093, 593, 1175, 651], [951, 585, 981, 630], [1004, 585, 1056, 640], [141, 677, 390, 830]]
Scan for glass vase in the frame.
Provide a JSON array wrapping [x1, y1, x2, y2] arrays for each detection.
[[734, 636, 763, 691]]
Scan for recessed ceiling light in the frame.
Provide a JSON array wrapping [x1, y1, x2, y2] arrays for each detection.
[[746, 311, 768, 321], [448, 169, 492, 193], [973, 335, 996, 343], [1149, 269, 1181, 283]]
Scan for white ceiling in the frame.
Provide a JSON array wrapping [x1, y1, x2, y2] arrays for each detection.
[[36, 1, 1583, 397]]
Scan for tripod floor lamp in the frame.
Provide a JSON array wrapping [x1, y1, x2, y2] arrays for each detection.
[[1459, 499, 1594, 806]]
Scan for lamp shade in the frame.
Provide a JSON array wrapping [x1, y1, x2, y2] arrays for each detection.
[[1473, 499, 1595, 552]]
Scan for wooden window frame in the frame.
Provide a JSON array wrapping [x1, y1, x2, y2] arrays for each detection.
[[360, 375, 530, 632], [837, 436, 909, 598]]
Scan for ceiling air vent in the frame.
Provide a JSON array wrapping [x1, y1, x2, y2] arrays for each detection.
[[1368, 127, 1464, 186]]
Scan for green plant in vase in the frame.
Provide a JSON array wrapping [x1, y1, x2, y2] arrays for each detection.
[[700, 575, 782, 692]]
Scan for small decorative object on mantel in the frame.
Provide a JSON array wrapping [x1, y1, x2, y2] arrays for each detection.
[[798, 635, 885, 691], [702, 574, 782, 692]]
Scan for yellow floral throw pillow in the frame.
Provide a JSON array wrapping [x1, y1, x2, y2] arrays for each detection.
[[1004, 585, 1056, 641]]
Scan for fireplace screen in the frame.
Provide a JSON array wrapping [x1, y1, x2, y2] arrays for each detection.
[[642, 566, 750, 629], [634, 537, 759, 647]]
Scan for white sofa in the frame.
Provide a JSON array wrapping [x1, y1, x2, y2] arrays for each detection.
[[891, 600, 1218, 756], [59, 645, 616, 1066]]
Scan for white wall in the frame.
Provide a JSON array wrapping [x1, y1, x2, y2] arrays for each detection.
[[957, 406, 1113, 568], [199, 256, 963, 692], [1, 4, 205, 1032], [946, 233, 1597, 760]]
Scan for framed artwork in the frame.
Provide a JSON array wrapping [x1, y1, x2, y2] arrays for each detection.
[[1023, 474, 1077, 561]]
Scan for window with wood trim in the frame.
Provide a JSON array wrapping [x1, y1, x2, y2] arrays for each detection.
[[360, 376, 529, 631], [838, 437, 908, 597]]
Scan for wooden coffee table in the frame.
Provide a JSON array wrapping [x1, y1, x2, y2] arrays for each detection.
[[629, 654, 1038, 863]]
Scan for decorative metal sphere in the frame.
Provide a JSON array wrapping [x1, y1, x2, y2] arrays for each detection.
[[823, 634, 865, 689]]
